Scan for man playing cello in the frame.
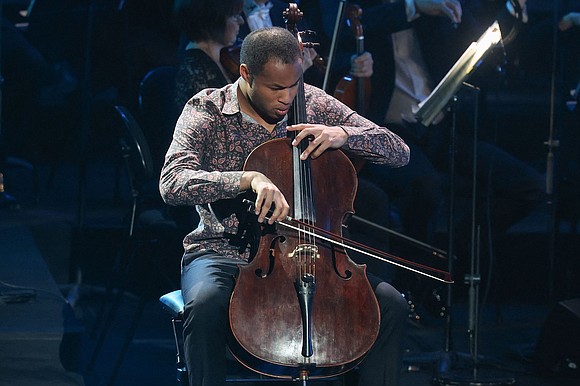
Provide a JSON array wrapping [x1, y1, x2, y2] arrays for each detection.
[[160, 26, 410, 386]]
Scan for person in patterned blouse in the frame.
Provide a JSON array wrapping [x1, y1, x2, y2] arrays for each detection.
[[173, 0, 245, 111], [160, 27, 410, 386]]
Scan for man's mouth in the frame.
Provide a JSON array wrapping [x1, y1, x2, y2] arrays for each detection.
[[275, 107, 289, 116]]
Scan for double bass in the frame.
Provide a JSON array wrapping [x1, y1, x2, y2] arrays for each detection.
[[228, 3, 380, 382]]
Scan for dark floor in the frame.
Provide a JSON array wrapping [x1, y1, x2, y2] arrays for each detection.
[[1, 158, 579, 386]]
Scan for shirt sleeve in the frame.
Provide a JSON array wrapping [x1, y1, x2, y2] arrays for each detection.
[[305, 85, 410, 167], [159, 99, 244, 207]]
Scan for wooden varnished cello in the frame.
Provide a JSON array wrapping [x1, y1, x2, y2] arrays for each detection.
[[227, 3, 380, 382]]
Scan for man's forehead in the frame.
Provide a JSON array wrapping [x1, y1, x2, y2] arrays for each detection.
[[257, 60, 303, 83], [262, 57, 303, 71]]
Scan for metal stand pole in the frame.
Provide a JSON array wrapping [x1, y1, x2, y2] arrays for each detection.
[[76, 0, 96, 231], [433, 84, 516, 386], [545, 0, 561, 302], [434, 94, 458, 376]]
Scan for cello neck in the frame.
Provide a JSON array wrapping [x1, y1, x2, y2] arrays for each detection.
[[284, 3, 315, 224]]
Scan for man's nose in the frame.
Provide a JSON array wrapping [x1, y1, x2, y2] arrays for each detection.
[[278, 89, 293, 104]]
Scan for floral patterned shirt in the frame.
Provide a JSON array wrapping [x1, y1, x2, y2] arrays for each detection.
[[160, 80, 410, 260]]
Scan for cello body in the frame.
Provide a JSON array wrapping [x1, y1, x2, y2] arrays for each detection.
[[228, 138, 380, 379]]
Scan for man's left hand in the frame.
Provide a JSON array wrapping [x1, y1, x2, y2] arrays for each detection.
[[288, 124, 348, 160]]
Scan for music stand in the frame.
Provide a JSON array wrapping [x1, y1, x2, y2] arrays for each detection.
[[414, 21, 502, 126], [414, 21, 516, 386]]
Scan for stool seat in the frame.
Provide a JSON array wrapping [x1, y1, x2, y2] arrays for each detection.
[[159, 290, 184, 319]]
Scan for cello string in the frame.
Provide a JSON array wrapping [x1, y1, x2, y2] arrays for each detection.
[[293, 63, 315, 279], [288, 9, 318, 281], [299, 75, 316, 278]]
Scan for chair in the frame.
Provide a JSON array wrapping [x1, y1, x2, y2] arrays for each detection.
[[138, 65, 180, 175], [139, 65, 179, 121], [138, 65, 200, 234], [116, 105, 156, 235], [87, 105, 182, 385], [159, 290, 188, 385]]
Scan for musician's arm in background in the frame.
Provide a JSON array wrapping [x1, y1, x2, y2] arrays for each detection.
[[559, 12, 580, 31]]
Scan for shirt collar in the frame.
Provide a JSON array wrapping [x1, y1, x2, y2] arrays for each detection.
[[222, 79, 242, 116], [223, 79, 289, 130]]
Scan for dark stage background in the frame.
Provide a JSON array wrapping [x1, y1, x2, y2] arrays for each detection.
[[1, 0, 579, 385]]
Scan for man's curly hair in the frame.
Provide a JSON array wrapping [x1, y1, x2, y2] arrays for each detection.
[[240, 27, 302, 76]]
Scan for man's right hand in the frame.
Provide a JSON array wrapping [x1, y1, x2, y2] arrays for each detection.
[[415, 0, 462, 24], [241, 171, 290, 224]]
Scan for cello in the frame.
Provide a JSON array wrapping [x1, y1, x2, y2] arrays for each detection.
[[228, 3, 380, 382]]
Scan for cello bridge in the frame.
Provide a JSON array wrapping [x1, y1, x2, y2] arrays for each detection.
[[289, 244, 319, 261], [290, 244, 319, 283]]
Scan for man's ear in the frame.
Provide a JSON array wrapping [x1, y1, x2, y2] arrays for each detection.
[[240, 64, 253, 86]]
